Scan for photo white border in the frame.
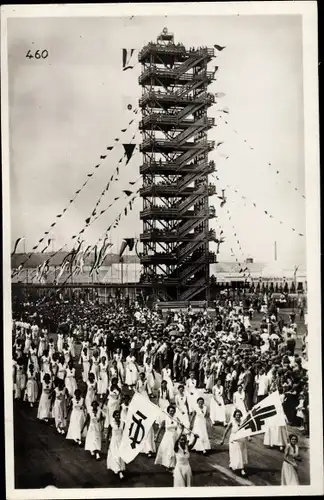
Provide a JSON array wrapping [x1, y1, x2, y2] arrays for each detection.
[[1, 2, 322, 498]]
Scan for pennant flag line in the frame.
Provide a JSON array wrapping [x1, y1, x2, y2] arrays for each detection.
[[218, 114, 306, 200], [17, 113, 139, 270], [223, 181, 304, 237], [11, 237, 25, 256]]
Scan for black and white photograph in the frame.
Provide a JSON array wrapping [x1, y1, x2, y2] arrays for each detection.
[[1, 2, 322, 498]]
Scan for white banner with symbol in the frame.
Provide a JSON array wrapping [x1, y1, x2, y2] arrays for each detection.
[[119, 393, 162, 463], [232, 391, 286, 441]]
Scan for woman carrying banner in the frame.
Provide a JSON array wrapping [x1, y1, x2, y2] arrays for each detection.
[[191, 397, 211, 455], [173, 426, 199, 487], [220, 409, 248, 476], [83, 400, 104, 460], [107, 409, 126, 479], [155, 405, 180, 471], [281, 434, 300, 485]]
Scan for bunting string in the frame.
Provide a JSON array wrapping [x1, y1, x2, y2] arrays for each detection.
[[216, 178, 305, 238], [216, 113, 306, 201], [16, 110, 140, 268], [223, 209, 252, 281]]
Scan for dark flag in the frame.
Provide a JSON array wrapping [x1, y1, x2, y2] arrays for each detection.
[[123, 144, 136, 164], [214, 44, 226, 51]]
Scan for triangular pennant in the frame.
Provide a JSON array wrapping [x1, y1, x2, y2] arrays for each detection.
[[85, 217, 91, 224], [100, 155, 107, 160], [94, 164, 100, 168], [87, 174, 93, 178], [123, 144, 136, 164], [107, 146, 114, 150], [123, 190, 133, 197], [214, 44, 226, 51], [121, 129, 127, 133]]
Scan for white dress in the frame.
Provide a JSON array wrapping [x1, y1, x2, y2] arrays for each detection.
[[66, 397, 86, 441], [185, 378, 198, 413], [210, 385, 227, 424], [114, 352, 125, 382], [173, 445, 192, 487], [104, 388, 121, 428], [41, 355, 51, 375], [67, 337, 75, 358], [15, 364, 26, 399], [57, 363, 66, 381], [90, 357, 100, 381], [57, 334, 64, 353], [281, 444, 299, 485], [157, 388, 170, 425], [161, 368, 174, 399], [80, 352, 90, 383], [98, 362, 109, 395], [65, 367, 77, 397], [175, 394, 190, 433], [85, 381, 97, 414], [233, 390, 247, 417], [38, 337, 46, 358], [25, 370, 38, 403], [144, 362, 155, 391], [155, 415, 179, 469], [85, 408, 103, 452], [107, 420, 125, 473], [192, 405, 211, 452], [120, 402, 129, 426], [264, 424, 287, 447], [53, 387, 68, 430], [229, 419, 248, 470], [28, 348, 40, 373], [125, 355, 138, 386], [24, 333, 32, 354], [37, 379, 52, 420]]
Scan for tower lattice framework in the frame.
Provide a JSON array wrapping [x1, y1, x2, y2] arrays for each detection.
[[138, 29, 217, 302]]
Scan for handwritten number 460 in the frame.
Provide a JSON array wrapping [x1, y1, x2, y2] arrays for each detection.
[[26, 50, 49, 59]]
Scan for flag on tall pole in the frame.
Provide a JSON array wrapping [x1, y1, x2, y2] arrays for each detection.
[[232, 391, 286, 441], [119, 394, 161, 463]]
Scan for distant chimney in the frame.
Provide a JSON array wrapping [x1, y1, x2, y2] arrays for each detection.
[[246, 257, 254, 264]]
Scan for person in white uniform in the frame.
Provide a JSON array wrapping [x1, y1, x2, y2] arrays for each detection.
[[220, 409, 248, 476], [173, 427, 198, 487]]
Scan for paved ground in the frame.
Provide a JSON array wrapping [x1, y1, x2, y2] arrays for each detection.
[[13, 308, 309, 489]]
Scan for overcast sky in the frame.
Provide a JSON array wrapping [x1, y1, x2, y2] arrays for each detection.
[[8, 14, 306, 266]]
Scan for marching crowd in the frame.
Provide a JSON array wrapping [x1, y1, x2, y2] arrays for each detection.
[[12, 293, 308, 486]]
